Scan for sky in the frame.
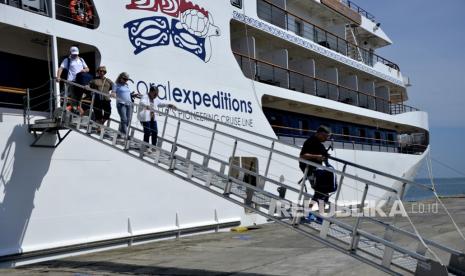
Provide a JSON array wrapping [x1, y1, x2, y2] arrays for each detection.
[[355, 0, 465, 178]]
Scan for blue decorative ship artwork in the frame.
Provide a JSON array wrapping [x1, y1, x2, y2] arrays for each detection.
[[124, 0, 221, 62]]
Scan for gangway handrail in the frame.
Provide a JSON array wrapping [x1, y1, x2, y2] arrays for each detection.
[[57, 79, 432, 194], [365, 217, 463, 256], [329, 156, 433, 192], [0, 85, 27, 95]]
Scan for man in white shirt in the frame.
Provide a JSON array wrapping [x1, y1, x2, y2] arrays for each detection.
[[56, 46, 89, 108]]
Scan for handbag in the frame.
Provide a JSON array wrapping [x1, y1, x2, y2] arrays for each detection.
[[312, 162, 338, 193]]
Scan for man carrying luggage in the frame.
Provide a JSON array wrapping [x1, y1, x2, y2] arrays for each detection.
[[299, 125, 331, 220]]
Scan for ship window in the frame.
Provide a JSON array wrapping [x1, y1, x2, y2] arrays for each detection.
[[387, 133, 395, 146], [231, 0, 242, 9], [342, 126, 350, 141], [374, 131, 381, 143], [358, 128, 366, 142], [294, 20, 303, 36], [302, 120, 309, 136], [55, 0, 99, 29], [1, 0, 51, 16]]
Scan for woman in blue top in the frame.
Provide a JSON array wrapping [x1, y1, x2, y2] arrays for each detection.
[[114, 72, 133, 136]]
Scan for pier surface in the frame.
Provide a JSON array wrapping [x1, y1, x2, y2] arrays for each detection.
[[3, 198, 465, 276]]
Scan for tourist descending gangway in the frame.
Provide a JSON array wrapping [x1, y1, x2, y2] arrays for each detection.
[[27, 81, 465, 276]]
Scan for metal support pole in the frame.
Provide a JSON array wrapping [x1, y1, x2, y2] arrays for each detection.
[[86, 92, 96, 134], [51, 35, 60, 111], [203, 123, 217, 167], [169, 120, 181, 170], [349, 184, 368, 250], [159, 109, 169, 148], [292, 165, 309, 225], [334, 163, 347, 204], [61, 84, 68, 124], [224, 139, 238, 195], [124, 103, 134, 150], [49, 80, 54, 118], [26, 88, 31, 126], [263, 141, 275, 178], [381, 182, 408, 268]]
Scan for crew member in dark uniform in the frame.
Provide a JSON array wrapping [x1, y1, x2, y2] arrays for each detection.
[[299, 125, 331, 210]]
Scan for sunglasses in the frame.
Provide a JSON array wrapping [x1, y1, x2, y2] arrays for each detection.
[[97, 70, 106, 73], [122, 77, 129, 81]]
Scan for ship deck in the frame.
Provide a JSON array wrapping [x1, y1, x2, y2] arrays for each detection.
[[4, 197, 465, 276]]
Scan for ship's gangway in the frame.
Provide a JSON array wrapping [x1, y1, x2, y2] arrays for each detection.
[[25, 81, 465, 276]]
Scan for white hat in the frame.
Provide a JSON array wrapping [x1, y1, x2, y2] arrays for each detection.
[[70, 46, 79, 55]]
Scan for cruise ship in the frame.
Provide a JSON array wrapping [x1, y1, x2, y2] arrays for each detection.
[[2, 0, 452, 274]]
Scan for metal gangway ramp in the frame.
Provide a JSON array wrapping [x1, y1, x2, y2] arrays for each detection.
[[28, 81, 465, 276]]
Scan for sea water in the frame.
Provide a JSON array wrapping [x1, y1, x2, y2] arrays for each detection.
[[404, 177, 465, 201]]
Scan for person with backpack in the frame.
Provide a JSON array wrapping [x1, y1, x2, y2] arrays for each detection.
[[299, 125, 334, 222], [56, 46, 89, 112]]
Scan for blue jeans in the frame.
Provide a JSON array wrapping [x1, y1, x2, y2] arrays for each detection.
[[117, 103, 132, 136], [142, 120, 158, 146]]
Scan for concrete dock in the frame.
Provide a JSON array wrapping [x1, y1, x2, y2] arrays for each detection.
[[3, 198, 465, 276]]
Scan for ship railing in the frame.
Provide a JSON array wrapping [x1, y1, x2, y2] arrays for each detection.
[[256, 0, 399, 70], [52, 80, 465, 275], [0, 85, 27, 110], [340, 0, 376, 21], [390, 103, 419, 115], [0, 80, 55, 125], [270, 125, 428, 155], [233, 52, 418, 115]]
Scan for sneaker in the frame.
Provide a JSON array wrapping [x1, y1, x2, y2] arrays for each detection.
[[308, 214, 323, 224], [145, 148, 153, 154]]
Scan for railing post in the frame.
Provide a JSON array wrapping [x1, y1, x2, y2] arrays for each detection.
[[224, 139, 238, 195], [86, 91, 96, 134], [381, 182, 408, 268], [287, 71, 291, 90], [159, 108, 169, 148], [263, 140, 275, 179], [49, 80, 54, 118], [124, 103, 134, 150], [61, 83, 69, 124], [203, 122, 217, 167], [272, 66, 276, 84], [349, 184, 368, 251], [26, 88, 31, 126], [169, 120, 181, 170], [292, 165, 310, 225], [335, 163, 347, 205]]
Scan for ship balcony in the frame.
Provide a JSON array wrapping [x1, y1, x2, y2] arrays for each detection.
[[0, 0, 99, 29], [233, 52, 419, 115], [256, 0, 399, 71], [338, 0, 375, 22], [1, 0, 51, 17]]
